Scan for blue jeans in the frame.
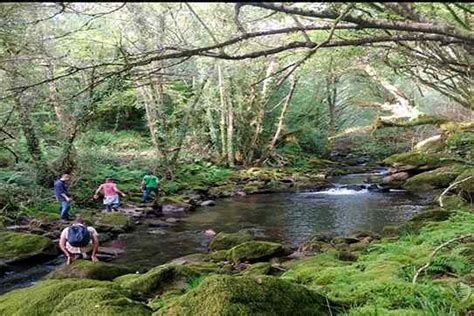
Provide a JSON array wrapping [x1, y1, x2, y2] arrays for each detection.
[[59, 200, 71, 219], [142, 187, 159, 203]]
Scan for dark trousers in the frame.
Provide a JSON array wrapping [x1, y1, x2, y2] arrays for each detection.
[[142, 187, 159, 203]]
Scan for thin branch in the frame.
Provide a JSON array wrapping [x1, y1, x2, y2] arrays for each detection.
[[412, 234, 473, 284]]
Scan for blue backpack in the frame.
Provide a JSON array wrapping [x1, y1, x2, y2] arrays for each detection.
[[67, 225, 91, 247]]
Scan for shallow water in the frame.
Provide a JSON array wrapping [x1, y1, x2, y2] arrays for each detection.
[[110, 171, 431, 268], [0, 169, 433, 293]]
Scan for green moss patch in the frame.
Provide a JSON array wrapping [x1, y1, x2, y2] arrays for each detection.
[[95, 212, 133, 233], [209, 232, 253, 251], [115, 264, 200, 296], [48, 260, 135, 281], [52, 287, 152, 315], [155, 275, 338, 315], [383, 152, 451, 169], [226, 241, 284, 263], [404, 165, 467, 191], [0, 279, 113, 315], [0, 232, 57, 264]]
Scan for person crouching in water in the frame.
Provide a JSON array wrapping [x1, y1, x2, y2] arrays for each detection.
[[59, 218, 99, 265], [93, 177, 126, 212]]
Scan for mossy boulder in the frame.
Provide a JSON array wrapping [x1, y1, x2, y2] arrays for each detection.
[[241, 262, 272, 276], [404, 165, 467, 191], [0, 231, 57, 264], [52, 287, 152, 315], [383, 152, 450, 170], [0, 279, 113, 315], [95, 212, 133, 233], [209, 232, 253, 251], [48, 259, 135, 281], [115, 264, 200, 295], [155, 275, 338, 315], [226, 241, 284, 263]]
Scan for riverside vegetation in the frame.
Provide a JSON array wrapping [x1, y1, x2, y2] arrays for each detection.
[[0, 2, 473, 316]]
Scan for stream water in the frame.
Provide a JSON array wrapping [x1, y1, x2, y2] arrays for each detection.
[[0, 169, 433, 294]]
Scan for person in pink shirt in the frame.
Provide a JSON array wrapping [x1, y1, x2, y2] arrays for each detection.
[[93, 177, 126, 212]]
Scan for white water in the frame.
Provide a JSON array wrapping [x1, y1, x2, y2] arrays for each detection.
[[305, 188, 369, 195]]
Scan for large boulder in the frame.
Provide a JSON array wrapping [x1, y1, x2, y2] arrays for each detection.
[[454, 168, 474, 198], [383, 151, 451, 171], [52, 286, 152, 315], [155, 275, 338, 315], [403, 165, 467, 191], [209, 232, 253, 251], [48, 260, 134, 281], [226, 241, 284, 263], [0, 231, 57, 265], [0, 279, 114, 315], [114, 264, 200, 296], [95, 212, 133, 233]]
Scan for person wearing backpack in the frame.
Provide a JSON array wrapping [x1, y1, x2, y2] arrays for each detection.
[[59, 218, 100, 265]]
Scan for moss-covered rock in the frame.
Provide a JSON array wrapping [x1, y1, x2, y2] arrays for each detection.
[[209, 250, 228, 261], [48, 260, 135, 281], [226, 241, 284, 263], [241, 262, 272, 276], [115, 264, 200, 296], [209, 232, 253, 251], [0, 279, 113, 315], [95, 212, 133, 233], [383, 152, 451, 170], [155, 275, 338, 315], [0, 231, 57, 264], [404, 165, 467, 191], [52, 287, 152, 315]]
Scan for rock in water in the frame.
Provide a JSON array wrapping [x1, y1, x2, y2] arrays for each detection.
[[204, 229, 216, 237], [0, 231, 57, 265], [200, 200, 216, 207], [209, 232, 253, 251], [156, 275, 338, 315], [226, 241, 284, 263]]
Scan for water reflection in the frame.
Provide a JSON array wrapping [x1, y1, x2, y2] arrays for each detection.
[[111, 190, 429, 268]]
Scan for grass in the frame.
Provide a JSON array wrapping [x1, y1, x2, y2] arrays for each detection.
[[281, 208, 474, 314]]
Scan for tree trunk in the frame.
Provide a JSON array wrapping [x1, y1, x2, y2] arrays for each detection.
[[218, 66, 234, 167], [218, 65, 227, 162], [246, 59, 278, 165], [268, 75, 298, 152]]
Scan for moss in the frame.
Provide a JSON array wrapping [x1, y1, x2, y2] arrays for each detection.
[[441, 195, 469, 209], [454, 168, 474, 193], [0, 231, 57, 263], [404, 165, 467, 191], [155, 275, 338, 316], [185, 262, 221, 274], [226, 241, 284, 263], [160, 195, 188, 204], [48, 259, 135, 281], [115, 264, 200, 296], [209, 232, 253, 251], [52, 287, 152, 315], [209, 250, 228, 261], [0, 279, 113, 315], [95, 212, 133, 232], [241, 262, 272, 276], [148, 290, 184, 311], [383, 151, 450, 168]]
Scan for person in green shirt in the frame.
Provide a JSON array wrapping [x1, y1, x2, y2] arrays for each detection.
[[141, 171, 160, 203]]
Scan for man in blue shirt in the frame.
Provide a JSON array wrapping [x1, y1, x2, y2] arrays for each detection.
[[54, 174, 72, 221]]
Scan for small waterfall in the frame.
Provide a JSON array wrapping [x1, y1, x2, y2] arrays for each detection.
[[310, 187, 369, 195]]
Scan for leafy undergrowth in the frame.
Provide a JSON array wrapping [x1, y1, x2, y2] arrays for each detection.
[[281, 208, 474, 315]]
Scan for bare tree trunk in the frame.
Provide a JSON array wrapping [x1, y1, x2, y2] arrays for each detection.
[[326, 57, 337, 135], [247, 59, 278, 164], [268, 76, 298, 152], [218, 66, 234, 167], [170, 77, 208, 164], [218, 65, 227, 162]]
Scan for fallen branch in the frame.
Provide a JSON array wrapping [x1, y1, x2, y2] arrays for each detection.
[[412, 233, 473, 285], [439, 176, 473, 208]]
